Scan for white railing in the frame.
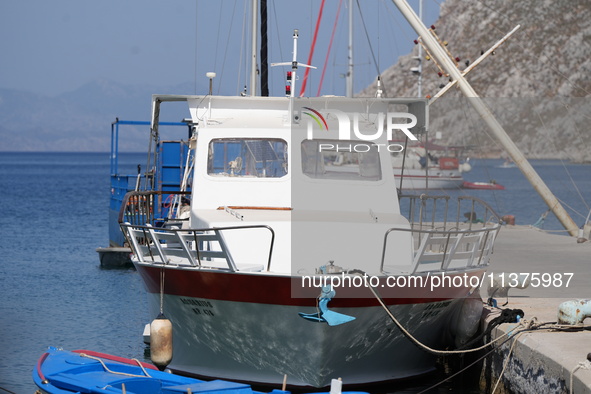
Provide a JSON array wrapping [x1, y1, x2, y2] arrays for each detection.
[[120, 223, 275, 272]]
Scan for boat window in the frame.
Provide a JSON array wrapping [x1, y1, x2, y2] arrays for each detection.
[[207, 138, 288, 178], [301, 140, 382, 181]]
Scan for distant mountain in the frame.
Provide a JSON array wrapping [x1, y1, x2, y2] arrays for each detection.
[[0, 79, 200, 152], [3, 0, 590, 158], [361, 0, 591, 161]]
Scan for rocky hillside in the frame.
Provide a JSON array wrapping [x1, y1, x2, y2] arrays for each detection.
[[362, 0, 591, 160]]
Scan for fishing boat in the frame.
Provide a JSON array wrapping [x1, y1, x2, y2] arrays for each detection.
[[96, 119, 192, 268], [33, 347, 366, 394], [391, 141, 470, 190], [119, 93, 501, 388]]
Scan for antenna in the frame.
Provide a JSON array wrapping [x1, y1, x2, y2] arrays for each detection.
[[271, 29, 316, 97]]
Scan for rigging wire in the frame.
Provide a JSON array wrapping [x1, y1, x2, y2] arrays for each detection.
[[268, 0, 285, 95], [317, 0, 343, 96], [531, 109, 591, 216], [236, 0, 249, 95], [213, 0, 224, 75], [218, 0, 238, 95], [299, 0, 326, 97], [355, 0, 381, 80]]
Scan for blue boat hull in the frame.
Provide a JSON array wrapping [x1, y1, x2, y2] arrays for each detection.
[[33, 347, 368, 394]]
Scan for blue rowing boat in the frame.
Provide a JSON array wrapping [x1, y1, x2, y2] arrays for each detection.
[[33, 347, 366, 394]]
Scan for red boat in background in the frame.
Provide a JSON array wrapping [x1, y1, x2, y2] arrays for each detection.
[[462, 181, 505, 190]]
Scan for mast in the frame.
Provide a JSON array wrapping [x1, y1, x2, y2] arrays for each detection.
[[250, 0, 258, 96], [260, 0, 269, 96], [391, 0, 579, 236], [346, 0, 354, 97], [417, 0, 422, 98]]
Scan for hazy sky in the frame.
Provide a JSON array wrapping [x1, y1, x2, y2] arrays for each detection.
[[1, 0, 439, 98]]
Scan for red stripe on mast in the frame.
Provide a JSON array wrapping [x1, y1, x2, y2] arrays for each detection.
[[299, 0, 326, 97], [317, 0, 343, 97]]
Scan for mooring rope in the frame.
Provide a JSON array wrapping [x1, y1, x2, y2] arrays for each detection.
[[570, 360, 591, 394], [366, 284, 523, 354]]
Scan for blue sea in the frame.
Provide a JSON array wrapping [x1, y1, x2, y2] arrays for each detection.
[[0, 151, 590, 393]]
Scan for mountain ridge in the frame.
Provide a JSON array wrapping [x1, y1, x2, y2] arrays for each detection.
[[361, 0, 591, 160]]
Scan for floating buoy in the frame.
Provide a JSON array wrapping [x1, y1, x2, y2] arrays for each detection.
[[150, 313, 173, 370]]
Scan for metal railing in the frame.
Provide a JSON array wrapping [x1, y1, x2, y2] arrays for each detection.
[[400, 194, 502, 232], [120, 223, 276, 272], [379, 225, 500, 274], [379, 195, 502, 274]]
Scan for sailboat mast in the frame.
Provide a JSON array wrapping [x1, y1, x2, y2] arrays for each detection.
[[260, 0, 269, 96], [346, 0, 354, 97], [250, 0, 258, 96], [417, 0, 422, 98], [391, 0, 579, 236]]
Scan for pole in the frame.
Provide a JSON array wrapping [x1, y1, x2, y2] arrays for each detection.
[[346, 0, 354, 97], [260, 0, 269, 96], [417, 0, 422, 98], [391, 0, 578, 236], [250, 0, 258, 96]]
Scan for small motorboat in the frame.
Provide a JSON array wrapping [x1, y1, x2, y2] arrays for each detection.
[[462, 181, 505, 190], [33, 347, 367, 394]]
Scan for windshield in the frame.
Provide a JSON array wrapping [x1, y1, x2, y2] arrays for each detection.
[[301, 140, 382, 181], [208, 138, 288, 178]]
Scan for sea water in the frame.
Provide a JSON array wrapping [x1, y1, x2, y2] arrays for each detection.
[[0, 152, 590, 393]]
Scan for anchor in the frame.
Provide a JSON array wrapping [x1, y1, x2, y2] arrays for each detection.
[[299, 285, 355, 326]]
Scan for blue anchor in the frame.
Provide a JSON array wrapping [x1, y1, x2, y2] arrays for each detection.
[[299, 285, 356, 326]]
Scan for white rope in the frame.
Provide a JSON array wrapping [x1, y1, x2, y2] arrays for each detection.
[[491, 330, 526, 393], [570, 360, 591, 394], [79, 353, 151, 378], [367, 284, 523, 355]]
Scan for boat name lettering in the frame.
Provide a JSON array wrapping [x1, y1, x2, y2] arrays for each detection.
[[180, 298, 214, 308], [191, 307, 215, 317], [305, 109, 418, 142]]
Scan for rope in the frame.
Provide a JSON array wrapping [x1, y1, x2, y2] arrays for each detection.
[[0, 386, 17, 394], [79, 353, 151, 378], [367, 284, 521, 354], [490, 329, 525, 393], [570, 360, 591, 394], [160, 268, 165, 314]]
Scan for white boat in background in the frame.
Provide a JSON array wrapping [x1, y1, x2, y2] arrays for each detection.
[[391, 141, 470, 189], [120, 95, 501, 388]]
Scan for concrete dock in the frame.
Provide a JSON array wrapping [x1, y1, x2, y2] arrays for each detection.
[[481, 225, 591, 393]]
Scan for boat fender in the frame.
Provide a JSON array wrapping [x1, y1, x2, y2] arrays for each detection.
[[459, 162, 472, 173], [557, 299, 591, 325], [453, 297, 484, 348], [150, 313, 173, 370]]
